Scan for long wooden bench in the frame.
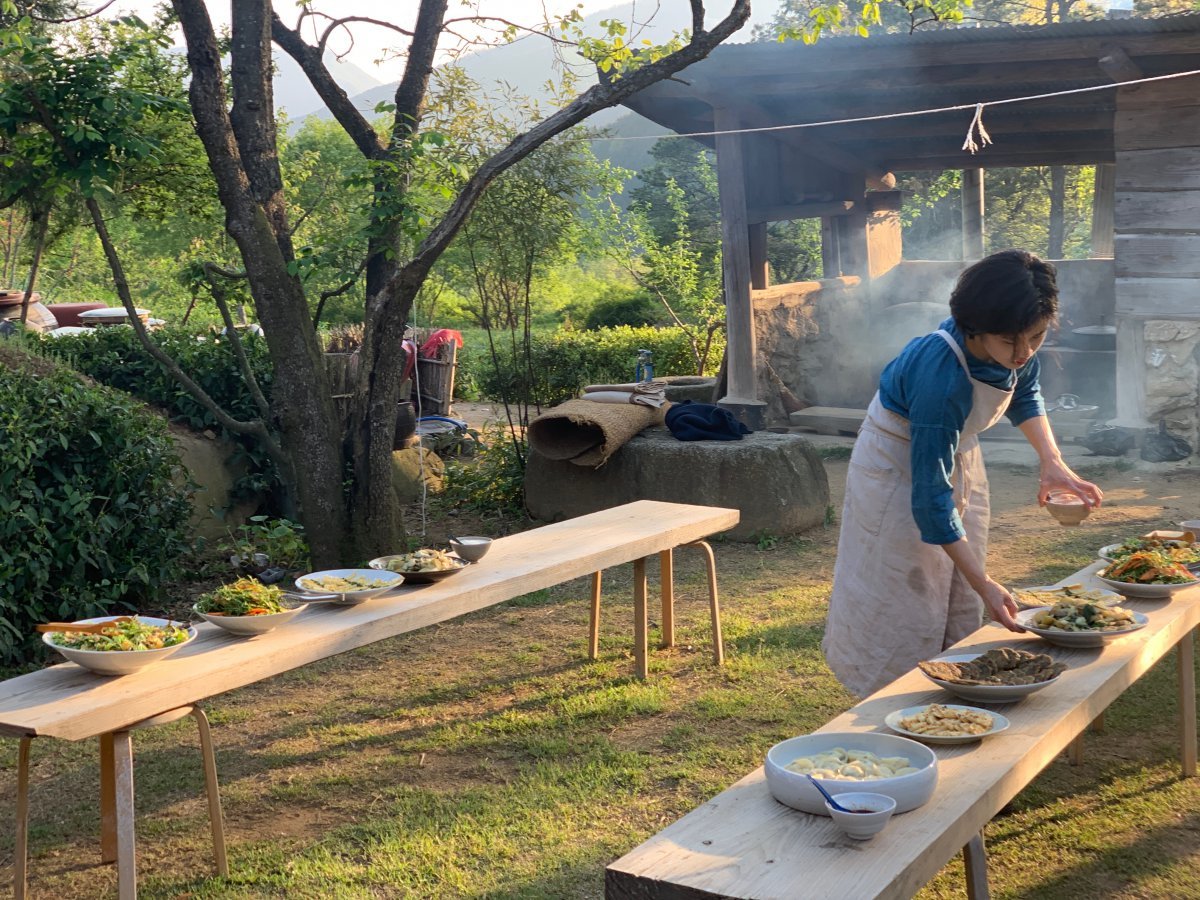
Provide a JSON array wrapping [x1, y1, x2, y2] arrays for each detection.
[[606, 561, 1199, 900], [1, 499, 739, 899]]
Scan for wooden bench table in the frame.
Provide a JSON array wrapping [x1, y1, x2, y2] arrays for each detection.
[[606, 561, 1199, 900], [1, 499, 739, 899]]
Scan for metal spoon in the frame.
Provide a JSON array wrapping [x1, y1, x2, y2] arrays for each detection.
[[806, 774, 854, 813]]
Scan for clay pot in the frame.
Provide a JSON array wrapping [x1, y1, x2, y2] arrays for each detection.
[[1046, 492, 1091, 526]]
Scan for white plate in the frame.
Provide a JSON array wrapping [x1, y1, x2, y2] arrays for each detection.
[[1099, 541, 1200, 564], [1015, 607, 1148, 648], [1096, 571, 1198, 600], [294, 568, 404, 604], [43, 617, 196, 676], [1012, 584, 1122, 611], [884, 704, 1010, 745], [920, 653, 1063, 703], [192, 602, 307, 636]]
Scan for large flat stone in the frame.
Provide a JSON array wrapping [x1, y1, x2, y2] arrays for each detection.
[[525, 428, 830, 541]]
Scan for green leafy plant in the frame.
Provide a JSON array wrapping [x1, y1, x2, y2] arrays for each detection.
[[0, 344, 192, 664], [221, 515, 309, 572], [441, 426, 527, 519], [751, 529, 780, 551]]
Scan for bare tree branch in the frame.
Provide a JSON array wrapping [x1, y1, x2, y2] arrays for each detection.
[[312, 258, 368, 328], [690, 0, 706, 36], [30, 0, 116, 23], [391, 0, 449, 147], [311, 14, 415, 56], [202, 261, 273, 422], [271, 13, 386, 160]]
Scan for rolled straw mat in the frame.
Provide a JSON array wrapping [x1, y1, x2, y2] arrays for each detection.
[[528, 398, 665, 467]]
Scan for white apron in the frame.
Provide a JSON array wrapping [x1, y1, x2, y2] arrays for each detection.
[[823, 330, 1014, 697]]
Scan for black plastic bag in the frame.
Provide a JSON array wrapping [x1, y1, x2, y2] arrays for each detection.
[[1082, 424, 1137, 457], [1141, 420, 1192, 463]]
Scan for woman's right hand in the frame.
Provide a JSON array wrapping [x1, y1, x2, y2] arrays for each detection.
[[979, 578, 1024, 633]]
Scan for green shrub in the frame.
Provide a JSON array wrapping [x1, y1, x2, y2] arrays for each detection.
[[582, 294, 661, 329], [472, 325, 724, 407], [37, 326, 279, 501], [441, 426, 527, 519], [0, 345, 192, 664]]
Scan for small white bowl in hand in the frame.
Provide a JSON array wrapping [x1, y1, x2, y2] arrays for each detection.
[[826, 792, 897, 840]]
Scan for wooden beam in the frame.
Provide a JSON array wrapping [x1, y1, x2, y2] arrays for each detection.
[[884, 149, 1114, 170], [747, 200, 855, 224], [1116, 190, 1200, 232], [859, 130, 1113, 161], [1115, 278, 1200, 318], [962, 168, 985, 260], [1091, 165, 1116, 257], [1116, 148, 1200, 191], [748, 223, 768, 290], [727, 98, 895, 190], [1114, 234, 1200, 277], [1099, 47, 1144, 82], [712, 107, 761, 409], [817, 109, 1114, 143]]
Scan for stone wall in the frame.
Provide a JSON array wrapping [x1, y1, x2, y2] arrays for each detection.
[[1143, 320, 1200, 448]]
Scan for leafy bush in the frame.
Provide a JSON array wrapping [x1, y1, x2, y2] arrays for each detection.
[[37, 326, 279, 501], [441, 426, 527, 519], [0, 345, 192, 663], [472, 325, 724, 407], [582, 294, 661, 329]]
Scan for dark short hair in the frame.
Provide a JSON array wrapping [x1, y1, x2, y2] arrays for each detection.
[[949, 249, 1059, 337]]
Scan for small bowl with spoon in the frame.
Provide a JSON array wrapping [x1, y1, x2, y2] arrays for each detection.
[[807, 776, 896, 839]]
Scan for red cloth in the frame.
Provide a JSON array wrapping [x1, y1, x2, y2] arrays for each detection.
[[401, 339, 419, 382], [419, 328, 463, 359]]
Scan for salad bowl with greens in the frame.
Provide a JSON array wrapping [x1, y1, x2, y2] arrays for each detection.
[[194, 578, 307, 635], [43, 616, 196, 676]]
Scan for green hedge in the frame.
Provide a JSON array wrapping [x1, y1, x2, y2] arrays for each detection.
[[38, 326, 279, 500], [0, 345, 192, 664], [469, 325, 724, 407]]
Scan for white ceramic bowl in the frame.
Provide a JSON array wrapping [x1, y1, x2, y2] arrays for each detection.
[[192, 602, 308, 636], [294, 568, 404, 604], [448, 536, 493, 563], [826, 792, 896, 840], [1015, 607, 1148, 648], [1096, 571, 1198, 600], [884, 704, 1010, 745], [764, 732, 938, 816], [920, 652, 1063, 703], [1012, 584, 1122, 611], [43, 616, 196, 676]]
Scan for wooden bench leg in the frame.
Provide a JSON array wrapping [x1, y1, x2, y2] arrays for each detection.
[[14, 736, 32, 900], [589, 571, 602, 660], [634, 557, 648, 679], [1068, 733, 1085, 766], [659, 549, 675, 649], [191, 708, 229, 876], [112, 730, 137, 900], [682, 541, 724, 666], [100, 732, 117, 863], [963, 831, 990, 900], [1091, 711, 1106, 734], [1180, 627, 1197, 777]]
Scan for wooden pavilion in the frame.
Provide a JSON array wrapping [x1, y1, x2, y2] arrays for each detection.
[[621, 14, 1200, 444]]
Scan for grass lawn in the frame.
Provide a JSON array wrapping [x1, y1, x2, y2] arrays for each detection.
[[3, 460, 1200, 898]]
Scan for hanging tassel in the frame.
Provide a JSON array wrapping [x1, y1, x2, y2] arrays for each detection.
[[961, 103, 993, 154]]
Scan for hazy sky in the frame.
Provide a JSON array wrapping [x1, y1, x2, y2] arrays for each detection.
[[93, 1, 762, 83]]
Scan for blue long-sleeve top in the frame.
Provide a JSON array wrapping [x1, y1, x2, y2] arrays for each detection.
[[878, 317, 1045, 545]]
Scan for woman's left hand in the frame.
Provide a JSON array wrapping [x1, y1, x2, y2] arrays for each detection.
[[1038, 457, 1104, 508]]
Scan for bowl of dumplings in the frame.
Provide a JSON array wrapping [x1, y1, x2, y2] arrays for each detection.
[[764, 731, 938, 816]]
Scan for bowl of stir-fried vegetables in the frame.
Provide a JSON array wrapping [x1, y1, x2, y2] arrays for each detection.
[[1098, 538, 1200, 568], [369, 549, 470, 584], [194, 578, 307, 635], [1098, 550, 1200, 598], [1016, 601, 1148, 647], [43, 616, 196, 675], [294, 568, 404, 604]]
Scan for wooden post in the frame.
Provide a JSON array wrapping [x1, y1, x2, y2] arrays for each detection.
[[748, 222, 768, 290], [1180, 627, 1197, 777], [1090, 164, 1116, 257], [713, 106, 766, 429], [962, 168, 985, 259], [820, 216, 841, 277]]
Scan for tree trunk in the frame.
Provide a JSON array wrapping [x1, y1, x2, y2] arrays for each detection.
[[1047, 166, 1066, 259], [18, 208, 47, 326]]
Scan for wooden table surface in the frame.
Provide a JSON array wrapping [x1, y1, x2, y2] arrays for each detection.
[[0, 500, 739, 742], [606, 562, 1200, 900]]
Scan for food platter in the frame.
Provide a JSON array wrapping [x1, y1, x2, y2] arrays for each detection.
[[1015, 606, 1148, 648], [368, 552, 470, 584], [294, 568, 405, 604], [918, 649, 1065, 703], [1098, 539, 1200, 566], [1096, 571, 1197, 600], [884, 703, 1010, 745], [1012, 584, 1121, 611]]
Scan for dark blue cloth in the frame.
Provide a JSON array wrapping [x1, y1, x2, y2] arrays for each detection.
[[665, 401, 752, 441]]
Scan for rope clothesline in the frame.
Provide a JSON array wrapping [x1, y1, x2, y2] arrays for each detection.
[[581, 67, 1200, 154]]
